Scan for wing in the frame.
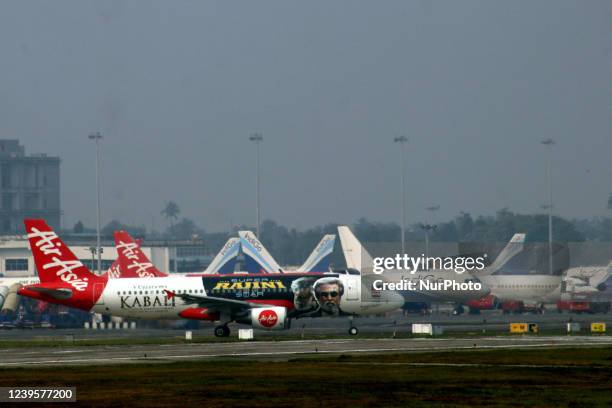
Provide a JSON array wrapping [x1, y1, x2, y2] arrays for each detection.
[[27, 286, 73, 300]]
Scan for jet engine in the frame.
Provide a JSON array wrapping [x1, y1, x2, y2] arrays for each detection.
[[239, 306, 288, 330]]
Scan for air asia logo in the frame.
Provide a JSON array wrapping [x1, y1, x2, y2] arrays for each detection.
[[116, 240, 156, 277], [258, 309, 278, 328], [117, 241, 139, 258], [127, 262, 156, 278], [108, 265, 121, 279], [27, 227, 89, 292]]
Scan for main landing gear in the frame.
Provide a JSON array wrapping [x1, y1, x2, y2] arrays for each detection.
[[214, 325, 230, 337], [348, 316, 359, 336]]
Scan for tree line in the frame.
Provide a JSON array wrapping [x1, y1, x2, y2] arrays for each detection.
[[69, 201, 612, 266]]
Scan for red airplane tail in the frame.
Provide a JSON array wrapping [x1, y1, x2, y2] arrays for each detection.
[[22, 219, 107, 310], [114, 230, 167, 278]]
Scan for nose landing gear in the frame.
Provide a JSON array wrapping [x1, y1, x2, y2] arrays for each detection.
[[348, 315, 359, 335]]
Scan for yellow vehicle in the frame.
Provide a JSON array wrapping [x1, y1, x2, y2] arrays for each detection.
[[510, 323, 538, 334]]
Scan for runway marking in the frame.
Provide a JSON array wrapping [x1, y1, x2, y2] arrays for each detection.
[[3, 341, 612, 366]]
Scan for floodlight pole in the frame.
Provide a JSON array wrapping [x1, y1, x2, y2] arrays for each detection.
[[249, 133, 263, 238], [541, 138, 555, 275], [394, 136, 408, 254], [88, 132, 103, 275]]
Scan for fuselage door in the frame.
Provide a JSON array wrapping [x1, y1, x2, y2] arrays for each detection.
[[346, 276, 359, 301]]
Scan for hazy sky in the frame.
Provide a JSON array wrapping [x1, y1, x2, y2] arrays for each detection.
[[1, 1, 610, 232]]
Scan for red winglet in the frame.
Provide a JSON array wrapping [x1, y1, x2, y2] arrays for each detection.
[[164, 289, 175, 299]]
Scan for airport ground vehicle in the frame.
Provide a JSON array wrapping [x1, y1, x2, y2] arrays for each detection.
[[466, 295, 498, 314], [556, 300, 610, 314]]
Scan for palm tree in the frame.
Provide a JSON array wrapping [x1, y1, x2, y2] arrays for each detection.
[[161, 201, 180, 234]]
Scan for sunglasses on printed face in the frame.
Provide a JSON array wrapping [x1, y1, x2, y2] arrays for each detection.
[[319, 291, 339, 298]]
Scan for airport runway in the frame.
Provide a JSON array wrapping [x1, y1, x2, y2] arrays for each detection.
[[1, 311, 610, 341], [1, 336, 611, 367]]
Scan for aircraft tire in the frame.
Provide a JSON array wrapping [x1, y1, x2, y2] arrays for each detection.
[[214, 325, 230, 337], [348, 327, 359, 336]]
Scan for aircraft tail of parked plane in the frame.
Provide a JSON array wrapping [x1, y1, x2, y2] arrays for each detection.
[[338, 226, 374, 274], [21, 219, 107, 310], [103, 259, 122, 279], [114, 230, 166, 278], [297, 234, 336, 272], [102, 236, 144, 279], [203, 238, 240, 274], [238, 231, 283, 273], [480, 233, 526, 276]]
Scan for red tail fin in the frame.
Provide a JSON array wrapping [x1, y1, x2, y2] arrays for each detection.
[[101, 259, 122, 279], [114, 231, 166, 278], [25, 219, 103, 288], [101, 236, 141, 279], [23, 219, 106, 310]]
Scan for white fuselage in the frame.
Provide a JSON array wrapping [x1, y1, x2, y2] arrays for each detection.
[[0, 277, 40, 288], [93, 276, 201, 319], [382, 269, 490, 303], [92, 275, 403, 319], [479, 275, 562, 303]]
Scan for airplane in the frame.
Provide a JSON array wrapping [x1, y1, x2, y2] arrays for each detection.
[[112, 231, 240, 276], [237, 232, 336, 274], [561, 262, 611, 298], [18, 219, 404, 337], [541, 261, 611, 302], [295, 234, 336, 273], [238, 231, 283, 273], [473, 233, 566, 305], [0, 276, 39, 311], [336, 226, 490, 309], [201, 238, 240, 274], [1, 231, 142, 310], [107, 231, 166, 278]]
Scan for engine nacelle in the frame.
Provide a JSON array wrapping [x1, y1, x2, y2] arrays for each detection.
[[243, 307, 288, 330], [0, 286, 8, 310], [1, 283, 21, 313]]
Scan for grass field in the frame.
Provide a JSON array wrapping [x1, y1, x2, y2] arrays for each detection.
[[0, 347, 610, 407]]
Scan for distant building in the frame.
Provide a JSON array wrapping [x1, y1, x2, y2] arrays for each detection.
[[0, 235, 212, 277], [0, 140, 60, 233]]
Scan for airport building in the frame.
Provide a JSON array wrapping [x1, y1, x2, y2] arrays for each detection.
[[0, 140, 61, 234], [0, 234, 212, 277]]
